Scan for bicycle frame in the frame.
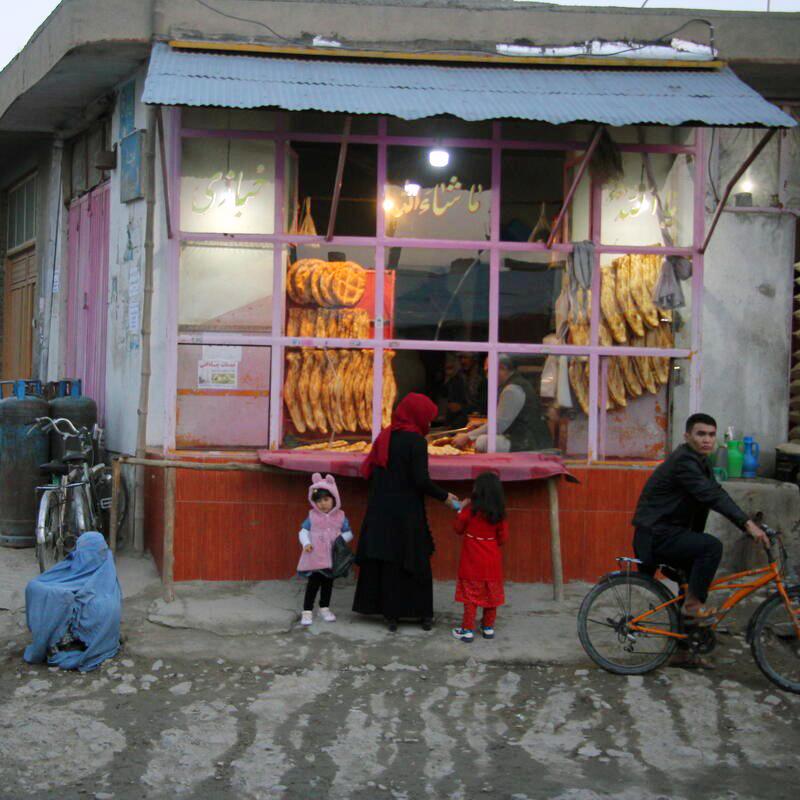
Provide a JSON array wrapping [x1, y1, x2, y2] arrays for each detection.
[[628, 559, 800, 642]]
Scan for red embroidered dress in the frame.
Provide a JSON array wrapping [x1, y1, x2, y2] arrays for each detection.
[[453, 505, 508, 608]]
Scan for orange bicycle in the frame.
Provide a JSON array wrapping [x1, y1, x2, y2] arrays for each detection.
[[577, 524, 800, 693]]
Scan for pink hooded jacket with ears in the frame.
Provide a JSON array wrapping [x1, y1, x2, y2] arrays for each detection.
[[296, 473, 346, 573]]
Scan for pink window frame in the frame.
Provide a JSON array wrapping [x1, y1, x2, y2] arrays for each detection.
[[163, 109, 706, 461]]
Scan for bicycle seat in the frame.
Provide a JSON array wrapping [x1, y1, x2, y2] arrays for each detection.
[[39, 461, 70, 476], [62, 450, 88, 463]]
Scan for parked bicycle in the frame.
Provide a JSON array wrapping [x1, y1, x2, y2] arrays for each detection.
[[577, 523, 800, 694], [30, 416, 127, 572]]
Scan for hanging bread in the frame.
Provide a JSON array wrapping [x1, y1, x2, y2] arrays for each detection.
[[286, 308, 301, 338], [631, 254, 660, 329], [297, 350, 316, 430], [283, 351, 306, 433], [620, 356, 643, 398], [607, 359, 627, 408], [646, 328, 670, 386], [382, 350, 397, 427], [600, 266, 627, 344], [568, 358, 590, 415], [615, 255, 645, 338]]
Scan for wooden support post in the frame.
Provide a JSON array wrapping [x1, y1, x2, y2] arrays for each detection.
[[547, 477, 564, 602], [163, 467, 176, 603], [109, 459, 122, 553]]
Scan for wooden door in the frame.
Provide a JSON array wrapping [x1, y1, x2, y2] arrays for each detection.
[[1, 248, 36, 379], [66, 182, 110, 421]]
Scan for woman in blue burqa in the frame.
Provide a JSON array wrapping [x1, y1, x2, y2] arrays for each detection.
[[24, 531, 121, 671]]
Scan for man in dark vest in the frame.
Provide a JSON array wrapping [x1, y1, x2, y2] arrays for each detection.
[[633, 412, 768, 624], [452, 354, 552, 452]]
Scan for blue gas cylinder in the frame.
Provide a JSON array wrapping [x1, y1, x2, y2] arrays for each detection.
[[0, 381, 49, 547], [742, 436, 760, 479]]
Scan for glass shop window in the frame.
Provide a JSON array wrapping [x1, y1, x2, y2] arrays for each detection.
[[286, 142, 377, 237], [499, 150, 590, 244], [385, 248, 489, 342], [180, 137, 276, 234], [182, 107, 276, 132], [179, 241, 274, 332], [280, 345, 378, 450], [384, 146, 491, 241], [283, 245, 378, 341], [717, 127, 781, 209], [601, 150, 694, 249], [592, 253, 691, 352], [176, 344, 270, 448]]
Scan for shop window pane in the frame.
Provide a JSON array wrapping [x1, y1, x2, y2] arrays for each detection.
[[385, 146, 491, 241], [287, 142, 376, 237], [179, 242, 274, 332], [176, 344, 270, 448], [281, 346, 378, 449], [718, 127, 780, 209], [500, 150, 572, 244], [181, 137, 276, 234], [381, 348, 488, 443], [601, 151, 693, 248], [592, 355, 689, 462], [24, 179, 36, 243], [386, 248, 489, 342], [288, 111, 376, 135], [588, 253, 691, 351], [285, 245, 378, 340], [14, 188, 25, 248], [499, 251, 564, 345], [480, 353, 565, 455], [387, 117, 492, 139], [182, 107, 276, 131]]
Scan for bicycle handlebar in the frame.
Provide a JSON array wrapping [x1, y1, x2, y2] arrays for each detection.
[[29, 416, 85, 439]]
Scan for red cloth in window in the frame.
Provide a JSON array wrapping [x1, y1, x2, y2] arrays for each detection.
[[453, 505, 508, 587]]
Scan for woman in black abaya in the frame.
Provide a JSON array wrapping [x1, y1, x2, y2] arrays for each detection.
[[354, 393, 459, 631]]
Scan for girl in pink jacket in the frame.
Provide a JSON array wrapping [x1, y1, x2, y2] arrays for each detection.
[[297, 473, 353, 626]]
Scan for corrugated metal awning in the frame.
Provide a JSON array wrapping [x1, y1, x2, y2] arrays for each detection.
[[143, 43, 795, 128]]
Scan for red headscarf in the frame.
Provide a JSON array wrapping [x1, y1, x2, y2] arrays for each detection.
[[361, 393, 438, 478]]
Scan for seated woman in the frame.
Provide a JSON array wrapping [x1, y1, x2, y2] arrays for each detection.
[[24, 531, 121, 672]]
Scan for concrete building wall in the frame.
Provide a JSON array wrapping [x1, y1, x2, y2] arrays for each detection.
[[103, 67, 170, 455]]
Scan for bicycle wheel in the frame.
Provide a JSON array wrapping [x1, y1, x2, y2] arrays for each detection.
[[578, 573, 680, 675], [35, 490, 64, 574], [750, 587, 800, 694]]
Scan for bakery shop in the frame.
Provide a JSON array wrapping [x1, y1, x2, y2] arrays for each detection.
[[129, 20, 796, 584]]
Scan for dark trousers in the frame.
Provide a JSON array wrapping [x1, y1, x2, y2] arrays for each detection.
[[303, 573, 333, 611], [646, 527, 723, 604]]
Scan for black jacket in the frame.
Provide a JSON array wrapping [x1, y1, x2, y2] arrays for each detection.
[[633, 443, 749, 534], [357, 430, 448, 576]]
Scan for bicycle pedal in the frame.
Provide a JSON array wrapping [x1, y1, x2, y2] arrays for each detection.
[[99, 498, 112, 510], [715, 626, 732, 635]]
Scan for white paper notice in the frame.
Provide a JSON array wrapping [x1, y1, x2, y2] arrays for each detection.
[[202, 345, 243, 362], [198, 359, 238, 389], [128, 301, 141, 333]]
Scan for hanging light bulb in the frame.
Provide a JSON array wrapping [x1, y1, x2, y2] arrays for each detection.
[[382, 197, 396, 213], [741, 178, 754, 193], [428, 148, 450, 168]]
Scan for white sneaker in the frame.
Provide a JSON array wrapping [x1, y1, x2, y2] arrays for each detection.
[[300, 610, 313, 626], [320, 607, 336, 622]]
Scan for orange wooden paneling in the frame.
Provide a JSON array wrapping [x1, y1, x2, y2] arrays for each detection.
[[144, 451, 654, 583]]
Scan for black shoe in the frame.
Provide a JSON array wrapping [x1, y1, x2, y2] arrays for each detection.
[[421, 618, 433, 631], [386, 617, 398, 632]]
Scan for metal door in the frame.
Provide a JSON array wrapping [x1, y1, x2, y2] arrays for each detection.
[[66, 182, 110, 422]]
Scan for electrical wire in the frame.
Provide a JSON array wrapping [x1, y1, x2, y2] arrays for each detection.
[[708, 127, 719, 203], [192, 0, 294, 42]]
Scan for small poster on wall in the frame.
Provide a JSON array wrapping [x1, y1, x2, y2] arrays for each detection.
[[120, 131, 145, 203], [197, 359, 238, 390]]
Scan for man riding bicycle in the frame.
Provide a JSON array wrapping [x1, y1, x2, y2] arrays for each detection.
[[633, 413, 769, 624]]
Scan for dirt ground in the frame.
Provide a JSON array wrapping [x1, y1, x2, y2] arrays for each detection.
[[1, 550, 799, 799]]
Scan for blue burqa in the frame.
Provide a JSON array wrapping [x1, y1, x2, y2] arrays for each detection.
[[24, 531, 121, 671]]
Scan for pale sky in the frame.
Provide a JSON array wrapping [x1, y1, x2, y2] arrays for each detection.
[[2, 0, 800, 72]]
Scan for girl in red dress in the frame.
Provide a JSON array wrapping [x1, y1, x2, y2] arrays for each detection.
[[451, 471, 508, 643]]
